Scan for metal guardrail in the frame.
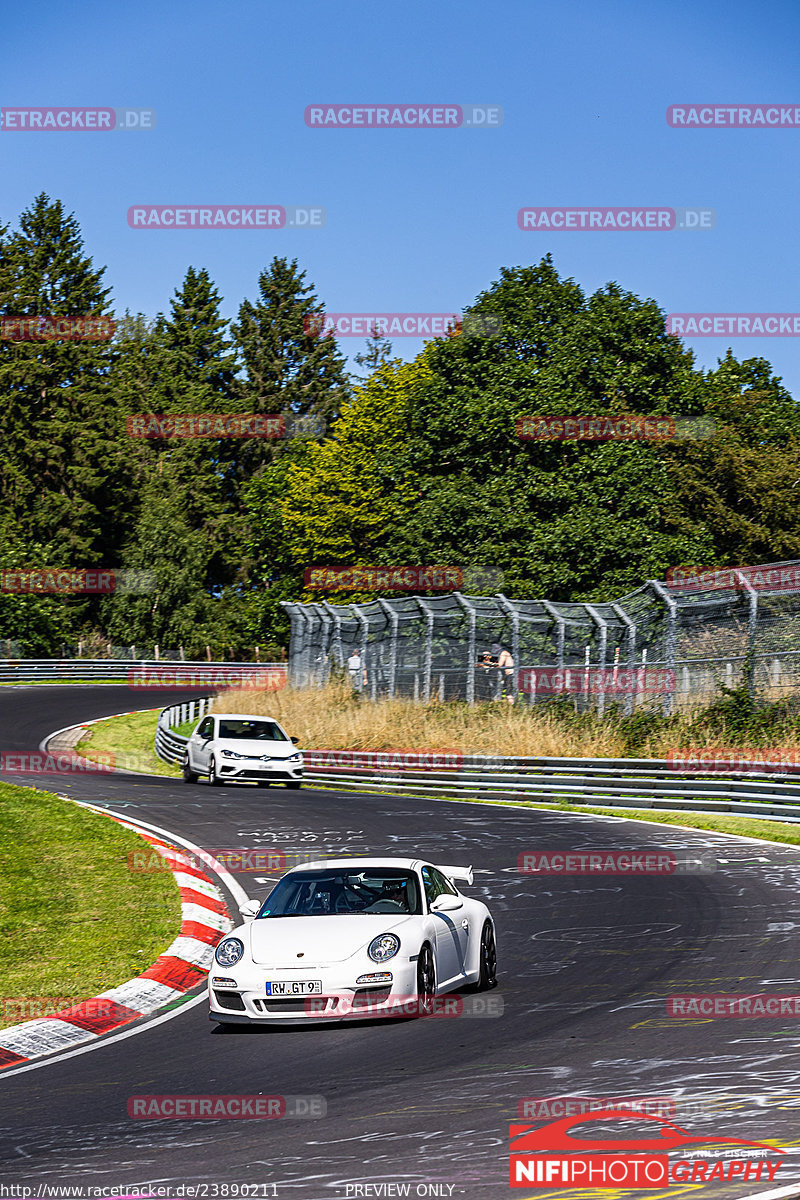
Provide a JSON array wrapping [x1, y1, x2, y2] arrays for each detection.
[[0, 658, 285, 684], [154, 699, 800, 822]]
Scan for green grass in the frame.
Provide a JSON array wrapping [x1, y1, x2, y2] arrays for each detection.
[[76, 709, 182, 777], [0, 781, 182, 1028]]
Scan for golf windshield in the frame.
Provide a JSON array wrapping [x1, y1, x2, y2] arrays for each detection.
[[257, 868, 422, 917], [217, 719, 287, 741]]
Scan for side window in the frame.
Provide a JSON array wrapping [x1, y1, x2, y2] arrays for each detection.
[[198, 717, 214, 738], [432, 868, 458, 897], [421, 866, 442, 908]]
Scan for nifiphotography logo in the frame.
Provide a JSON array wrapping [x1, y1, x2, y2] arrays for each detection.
[[509, 1109, 784, 1188]]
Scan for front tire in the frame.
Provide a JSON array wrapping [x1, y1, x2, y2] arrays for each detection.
[[286, 781, 302, 790], [416, 944, 436, 1015], [208, 755, 225, 786], [182, 755, 198, 784]]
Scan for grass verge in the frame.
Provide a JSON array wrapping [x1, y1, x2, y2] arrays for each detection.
[[76, 709, 181, 777], [0, 781, 182, 1029]]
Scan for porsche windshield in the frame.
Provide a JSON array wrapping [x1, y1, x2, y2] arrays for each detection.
[[217, 720, 287, 741], [257, 868, 422, 917]]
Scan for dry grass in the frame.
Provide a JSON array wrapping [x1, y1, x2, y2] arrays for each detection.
[[209, 678, 800, 758]]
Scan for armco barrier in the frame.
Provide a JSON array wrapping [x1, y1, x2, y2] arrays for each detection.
[[154, 700, 800, 822], [0, 658, 285, 684]]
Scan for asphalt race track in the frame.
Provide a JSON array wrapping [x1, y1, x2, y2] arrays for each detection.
[[1, 686, 800, 1199]]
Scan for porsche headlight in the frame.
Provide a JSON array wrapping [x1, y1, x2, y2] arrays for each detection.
[[368, 933, 400, 963], [215, 937, 244, 967]]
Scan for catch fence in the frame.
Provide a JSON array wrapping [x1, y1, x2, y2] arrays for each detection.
[[281, 561, 800, 712]]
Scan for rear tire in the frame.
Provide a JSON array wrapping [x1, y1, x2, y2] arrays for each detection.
[[416, 944, 436, 1015], [208, 755, 225, 786], [182, 756, 198, 784]]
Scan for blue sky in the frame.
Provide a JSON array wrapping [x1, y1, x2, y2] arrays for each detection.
[[2, 0, 799, 390]]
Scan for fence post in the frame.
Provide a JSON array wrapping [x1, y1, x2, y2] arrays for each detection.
[[648, 580, 677, 716], [454, 593, 477, 704], [541, 600, 566, 670], [733, 569, 758, 699], [611, 603, 637, 717], [378, 600, 399, 699], [418, 599, 434, 702], [585, 604, 608, 717]]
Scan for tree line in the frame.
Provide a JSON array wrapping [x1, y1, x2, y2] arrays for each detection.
[[2, 193, 799, 658]]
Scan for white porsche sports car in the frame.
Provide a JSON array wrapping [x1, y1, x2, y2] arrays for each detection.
[[182, 713, 303, 788], [209, 856, 498, 1024]]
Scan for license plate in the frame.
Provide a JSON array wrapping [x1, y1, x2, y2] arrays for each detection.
[[266, 980, 322, 996]]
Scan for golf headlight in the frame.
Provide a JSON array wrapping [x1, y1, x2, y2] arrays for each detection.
[[368, 933, 400, 963], [288, 753, 302, 762], [221, 750, 245, 759], [215, 937, 244, 967]]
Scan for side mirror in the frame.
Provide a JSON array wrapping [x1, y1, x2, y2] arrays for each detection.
[[291, 736, 300, 744], [431, 894, 462, 913], [238, 899, 260, 921]]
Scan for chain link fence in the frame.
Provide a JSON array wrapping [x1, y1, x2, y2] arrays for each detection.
[[280, 561, 800, 712]]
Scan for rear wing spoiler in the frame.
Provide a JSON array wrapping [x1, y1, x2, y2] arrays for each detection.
[[438, 864, 474, 886]]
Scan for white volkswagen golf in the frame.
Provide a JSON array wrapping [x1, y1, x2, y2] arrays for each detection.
[[182, 713, 304, 787], [209, 856, 498, 1025]]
